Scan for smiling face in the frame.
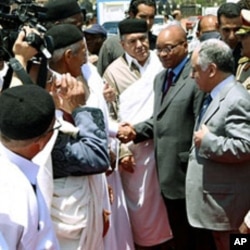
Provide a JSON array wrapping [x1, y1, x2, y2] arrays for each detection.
[[156, 25, 188, 69], [121, 32, 150, 65]]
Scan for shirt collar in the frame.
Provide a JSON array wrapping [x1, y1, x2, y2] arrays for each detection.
[[0, 143, 39, 185], [210, 75, 235, 99], [170, 56, 189, 82], [124, 52, 150, 74]]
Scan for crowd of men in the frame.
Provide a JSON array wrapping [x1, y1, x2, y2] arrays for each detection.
[[0, 0, 250, 249]]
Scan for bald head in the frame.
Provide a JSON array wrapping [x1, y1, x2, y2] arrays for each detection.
[[197, 15, 218, 38], [156, 24, 188, 68], [159, 23, 187, 42]]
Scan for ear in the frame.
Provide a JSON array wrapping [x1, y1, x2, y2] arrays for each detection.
[[35, 135, 51, 153], [63, 49, 73, 65], [208, 63, 217, 78]]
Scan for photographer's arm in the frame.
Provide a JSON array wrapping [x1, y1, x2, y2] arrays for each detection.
[[10, 28, 38, 87]]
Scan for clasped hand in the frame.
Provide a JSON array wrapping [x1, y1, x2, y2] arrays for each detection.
[[117, 122, 136, 143]]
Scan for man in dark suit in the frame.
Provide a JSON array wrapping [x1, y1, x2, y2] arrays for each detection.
[[117, 23, 216, 250], [187, 38, 250, 250]]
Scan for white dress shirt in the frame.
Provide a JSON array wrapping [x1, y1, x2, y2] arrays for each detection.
[[0, 143, 59, 250]]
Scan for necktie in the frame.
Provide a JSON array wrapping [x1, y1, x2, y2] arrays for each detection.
[[197, 94, 212, 126], [163, 70, 175, 95]]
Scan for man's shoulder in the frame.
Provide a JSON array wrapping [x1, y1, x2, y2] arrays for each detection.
[[104, 55, 126, 73], [0, 157, 28, 184], [102, 35, 121, 48]]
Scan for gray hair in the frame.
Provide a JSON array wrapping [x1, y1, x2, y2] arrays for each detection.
[[50, 41, 82, 64], [196, 39, 235, 73]]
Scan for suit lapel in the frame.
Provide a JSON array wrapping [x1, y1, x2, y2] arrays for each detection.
[[156, 61, 191, 118], [201, 80, 236, 125], [154, 70, 166, 114]]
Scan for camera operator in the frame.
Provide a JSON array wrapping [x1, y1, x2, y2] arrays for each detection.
[[9, 26, 39, 87]]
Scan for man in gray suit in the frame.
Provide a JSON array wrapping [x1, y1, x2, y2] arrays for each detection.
[[117, 23, 216, 250], [187, 38, 250, 250]]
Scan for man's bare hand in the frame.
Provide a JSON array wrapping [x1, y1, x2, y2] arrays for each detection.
[[12, 26, 39, 67], [194, 124, 209, 148], [102, 209, 111, 237], [239, 221, 250, 234], [117, 122, 136, 143], [119, 155, 135, 173], [48, 73, 85, 113], [103, 81, 116, 102]]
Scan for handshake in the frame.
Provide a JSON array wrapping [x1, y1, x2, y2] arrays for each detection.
[[117, 122, 136, 143]]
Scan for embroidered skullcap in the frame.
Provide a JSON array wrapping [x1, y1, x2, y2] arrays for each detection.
[[45, 0, 81, 21], [118, 19, 147, 35], [46, 24, 83, 50], [236, 9, 250, 35], [0, 85, 55, 140], [84, 24, 107, 37]]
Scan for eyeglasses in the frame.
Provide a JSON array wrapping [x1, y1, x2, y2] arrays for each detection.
[[156, 41, 184, 54], [45, 119, 62, 135]]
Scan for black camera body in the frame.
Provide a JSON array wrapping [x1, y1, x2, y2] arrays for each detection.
[[0, 0, 51, 60]]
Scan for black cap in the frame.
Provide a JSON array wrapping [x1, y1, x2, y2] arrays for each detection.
[[0, 85, 55, 140], [118, 19, 147, 35], [46, 24, 83, 50], [45, 0, 82, 21]]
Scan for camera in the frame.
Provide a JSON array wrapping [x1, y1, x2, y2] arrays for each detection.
[[0, 0, 52, 60]]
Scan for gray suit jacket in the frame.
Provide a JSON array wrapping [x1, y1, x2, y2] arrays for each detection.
[[186, 78, 250, 231], [134, 58, 204, 199]]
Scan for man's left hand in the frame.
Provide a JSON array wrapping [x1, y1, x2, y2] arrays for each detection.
[[194, 124, 209, 148]]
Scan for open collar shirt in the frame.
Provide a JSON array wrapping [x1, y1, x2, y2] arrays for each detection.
[[125, 52, 151, 75]]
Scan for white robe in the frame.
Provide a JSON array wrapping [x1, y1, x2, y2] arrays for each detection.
[[119, 52, 173, 246], [83, 62, 134, 250]]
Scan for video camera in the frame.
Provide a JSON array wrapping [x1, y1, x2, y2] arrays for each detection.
[[0, 0, 52, 61]]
